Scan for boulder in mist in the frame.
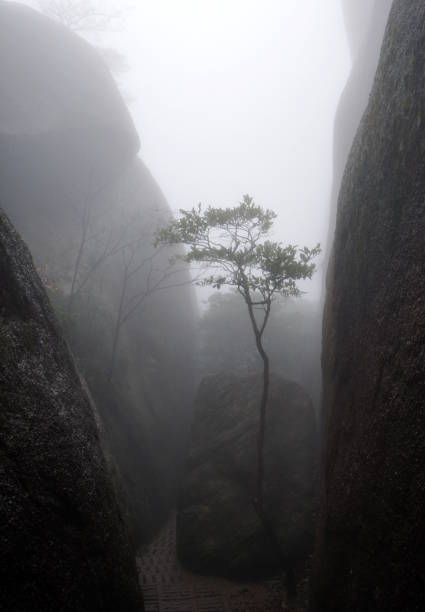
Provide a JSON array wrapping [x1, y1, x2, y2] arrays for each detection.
[[0, 0, 139, 215], [177, 373, 318, 578]]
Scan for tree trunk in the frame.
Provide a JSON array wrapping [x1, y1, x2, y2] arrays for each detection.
[[108, 274, 127, 380], [68, 199, 91, 314], [245, 297, 297, 600], [68, 225, 87, 313], [244, 296, 270, 515], [256, 340, 269, 513]]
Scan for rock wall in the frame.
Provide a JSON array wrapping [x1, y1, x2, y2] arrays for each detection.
[[0, 1, 197, 543], [313, 2, 425, 610], [0, 210, 142, 611], [323, 0, 393, 295]]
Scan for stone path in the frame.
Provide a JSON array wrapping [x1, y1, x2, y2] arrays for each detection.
[[137, 514, 307, 612]]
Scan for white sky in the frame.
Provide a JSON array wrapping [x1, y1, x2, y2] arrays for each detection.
[[24, 0, 352, 299], [117, 1, 351, 298]]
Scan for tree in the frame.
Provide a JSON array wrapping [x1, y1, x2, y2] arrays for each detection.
[[107, 235, 192, 381], [35, 0, 123, 33], [44, 162, 191, 383], [156, 194, 320, 580], [34, 0, 131, 78], [65, 167, 136, 313]]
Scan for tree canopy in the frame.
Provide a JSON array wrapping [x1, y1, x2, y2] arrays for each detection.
[[156, 194, 320, 315]]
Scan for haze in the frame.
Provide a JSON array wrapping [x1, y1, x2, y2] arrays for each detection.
[[119, 1, 350, 294], [4, 2, 421, 610], [20, 0, 351, 298]]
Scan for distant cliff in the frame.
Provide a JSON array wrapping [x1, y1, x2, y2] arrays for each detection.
[[313, 1, 425, 610], [0, 209, 142, 611]]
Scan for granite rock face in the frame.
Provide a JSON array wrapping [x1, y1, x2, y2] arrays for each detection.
[[323, 0, 393, 291], [177, 373, 317, 578], [313, 2, 425, 610], [0, 210, 142, 611]]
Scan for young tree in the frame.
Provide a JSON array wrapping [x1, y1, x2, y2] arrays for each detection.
[[156, 194, 320, 540]]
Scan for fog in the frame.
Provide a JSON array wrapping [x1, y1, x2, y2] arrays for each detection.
[[117, 1, 350, 299], [6, 0, 350, 557], [21, 0, 351, 300], [3, 2, 424, 609], [1, 1, 376, 608]]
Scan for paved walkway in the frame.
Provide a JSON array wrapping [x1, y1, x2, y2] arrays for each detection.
[[137, 514, 307, 612]]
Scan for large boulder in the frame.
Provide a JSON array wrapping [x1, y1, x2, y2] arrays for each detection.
[[0, 2, 197, 544], [0, 210, 142, 611], [0, 1, 138, 184], [313, 2, 425, 610], [177, 373, 318, 577], [0, 0, 138, 257]]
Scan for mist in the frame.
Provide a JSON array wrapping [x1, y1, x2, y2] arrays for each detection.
[[118, 1, 350, 300], [52, 0, 350, 302], [2, 1, 423, 611], [19, 0, 351, 299]]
